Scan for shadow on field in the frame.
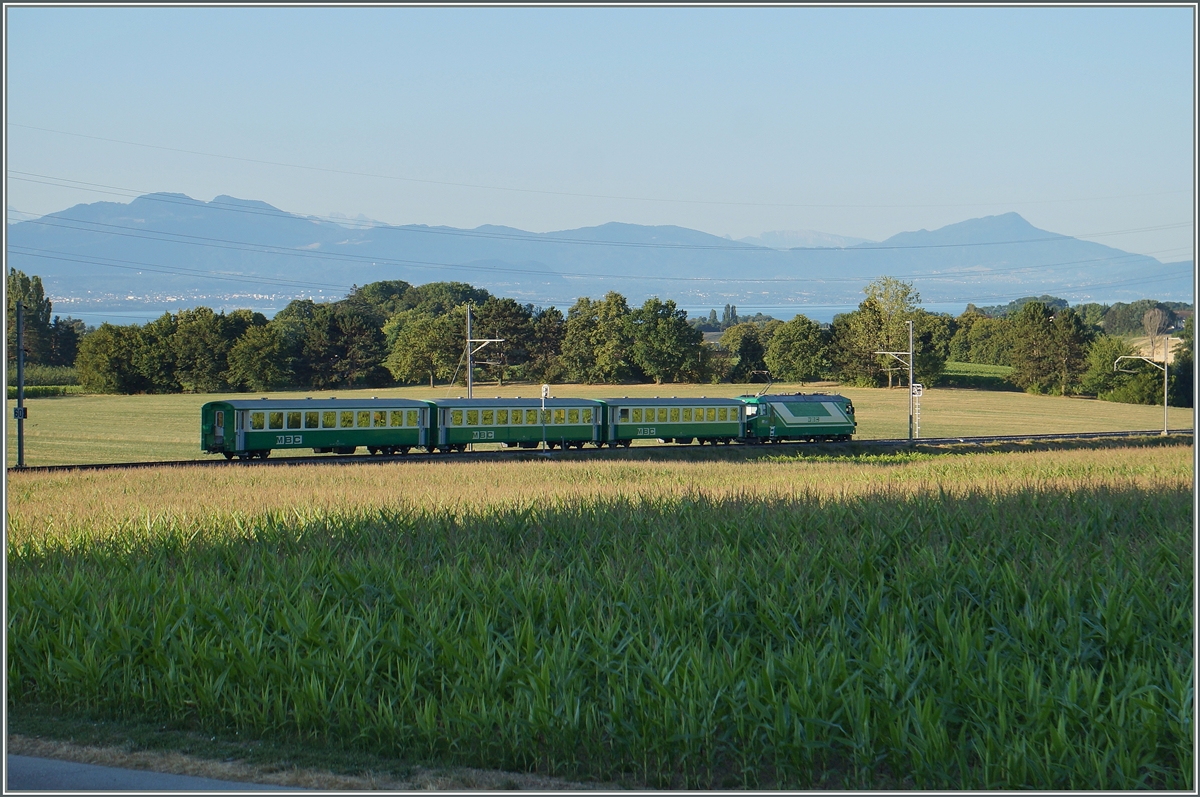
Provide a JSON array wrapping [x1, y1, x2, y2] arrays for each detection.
[[537, 433, 1194, 466]]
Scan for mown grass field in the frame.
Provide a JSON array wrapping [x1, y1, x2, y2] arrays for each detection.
[[6, 440, 1193, 788], [5, 381, 1194, 467]]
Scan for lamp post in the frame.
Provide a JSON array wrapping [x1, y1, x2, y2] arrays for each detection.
[[1115, 335, 1171, 436]]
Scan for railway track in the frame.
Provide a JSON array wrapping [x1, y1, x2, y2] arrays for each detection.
[[7, 428, 1193, 474]]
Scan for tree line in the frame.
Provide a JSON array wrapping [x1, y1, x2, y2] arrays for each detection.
[[6, 268, 1193, 407]]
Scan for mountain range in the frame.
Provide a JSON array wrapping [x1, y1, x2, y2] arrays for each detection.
[[6, 192, 1192, 320]]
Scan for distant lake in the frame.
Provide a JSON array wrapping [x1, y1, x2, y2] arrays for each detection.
[[679, 302, 971, 324]]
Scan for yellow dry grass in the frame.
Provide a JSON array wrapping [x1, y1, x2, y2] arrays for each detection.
[[7, 442, 1192, 548]]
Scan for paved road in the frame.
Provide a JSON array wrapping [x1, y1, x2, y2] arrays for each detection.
[[6, 754, 308, 791]]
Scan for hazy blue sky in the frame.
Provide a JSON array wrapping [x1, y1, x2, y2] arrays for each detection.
[[6, 6, 1195, 261]]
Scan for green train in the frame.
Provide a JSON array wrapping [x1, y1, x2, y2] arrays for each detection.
[[201, 392, 855, 459]]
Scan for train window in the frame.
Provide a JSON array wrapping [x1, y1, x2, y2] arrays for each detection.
[[511, 409, 523, 425], [215, 411, 224, 429], [632, 408, 642, 423], [583, 408, 593, 424], [286, 412, 301, 429], [708, 408, 717, 422], [652, 408, 663, 422], [466, 410, 479, 425], [497, 409, 508, 424], [482, 410, 494, 425], [568, 408, 579, 424], [269, 412, 284, 430], [619, 408, 630, 423], [388, 411, 401, 426], [682, 408, 692, 422], [305, 412, 319, 429], [451, 410, 463, 426], [745, 406, 757, 417], [341, 410, 355, 428], [527, 409, 539, 424], [553, 409, 565, 425], [407, 410, 419, 427], [251, 412, 265, 430], [540, 409, 551, 424], [668, 408, 678, 422], [354, 411, 368, 428], [717, 407, 727, 421], [322, 411, 336, 428], [373, 411, 387, 427]]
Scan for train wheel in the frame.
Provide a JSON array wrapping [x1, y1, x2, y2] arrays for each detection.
[[400, 446, 411, 455], [223, 452, 234, 460]]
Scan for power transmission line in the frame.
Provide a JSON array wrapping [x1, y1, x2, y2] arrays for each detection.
[[10, 123, 1193, 210]]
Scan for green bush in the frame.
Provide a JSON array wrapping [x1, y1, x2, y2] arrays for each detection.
[[6, 385, 85, 399], [6, 365, 79, 386]]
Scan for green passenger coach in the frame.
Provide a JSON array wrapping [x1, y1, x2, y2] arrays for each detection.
[[435, 398, 604, 451], [201, 398, 435, 458], [604, 397, 744, 445]]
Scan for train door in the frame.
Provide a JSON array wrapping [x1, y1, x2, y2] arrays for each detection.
[[419, 408, 428, 446], [214, 410, 226, 448], [236, 411, 246, 451]]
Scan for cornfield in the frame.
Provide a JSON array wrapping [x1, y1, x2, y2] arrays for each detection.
[[6, 445, 1194, 788]]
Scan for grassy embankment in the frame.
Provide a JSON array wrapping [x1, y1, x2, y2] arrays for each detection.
[[7, 440, 1193, 788], [6, 381, 1194, 467]]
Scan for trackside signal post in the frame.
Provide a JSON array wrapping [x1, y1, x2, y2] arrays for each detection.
[[1115, 336, 1171, 436], [876, 319, 916, 441]]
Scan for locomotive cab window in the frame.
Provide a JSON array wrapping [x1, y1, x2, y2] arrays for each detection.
[[250, 412, 265, 430]]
